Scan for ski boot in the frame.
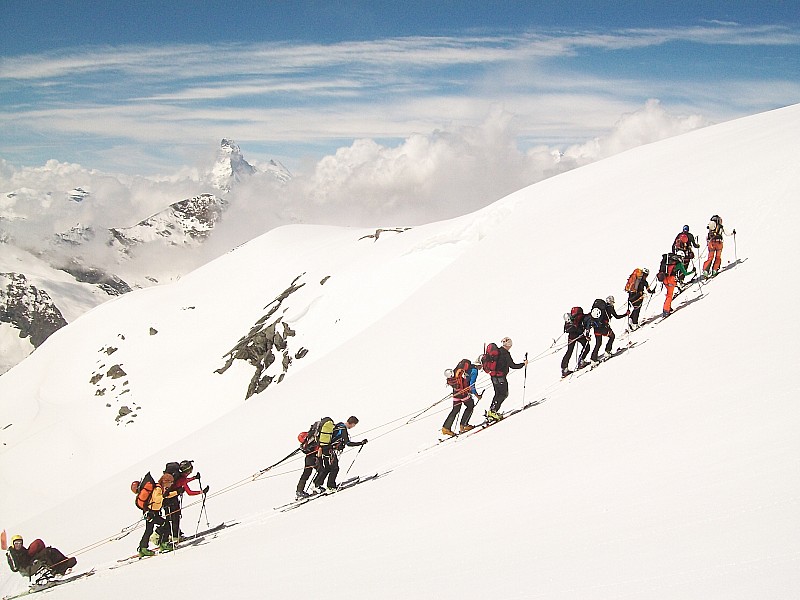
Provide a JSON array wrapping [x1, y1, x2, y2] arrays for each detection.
[[459, 424, 475, 433], [577, 359, 589, 370], [159, 541, 174, 553], [561, 368, 572, 378], [486, 410, 503, 422], [441, 427, 456, 437], [325, 486, 338, 494], [138, 547, 156, 557], [296, 490, 310, 500]]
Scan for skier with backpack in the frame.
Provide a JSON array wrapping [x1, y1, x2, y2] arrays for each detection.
[[441, 358, 481, 436], [624, 268, 656, 329], [159, 462, 187, 546], [561, 307, 590, 377], [482, 337, 527, 421], [657, 252, 682, 317], [5, 534, 76, 578], [703, 215, 735, 277], [586, 297, 627, 364], [295, 417, 336, 500], [672, 225, 700, 263], [312, 416, 368, 493], [130, 471, 177, 556]]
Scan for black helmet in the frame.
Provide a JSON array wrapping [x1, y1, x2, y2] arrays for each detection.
[[179, 460, 194, 474], [682, 224, 689, 232]]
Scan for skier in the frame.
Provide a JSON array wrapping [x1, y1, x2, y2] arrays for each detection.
[[702, 214, 733, 277], [171, 460, 208, 498], [626, 269, 656, 328], [131, 473, 177, 556], [486, 337, 527, 421], [674, 250, 694, 286], [672, 225, 700, 263], [658, 252, 681, 317], [160, 461, 186, 546], [442, 359, 481, 436], [561, 308, 590, 376], [312, 416, 368, 493], [587, 297, 627, 364], [5, 534, 76, 578], [296, 430, 321, 499]]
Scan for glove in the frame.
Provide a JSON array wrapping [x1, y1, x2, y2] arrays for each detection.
[[361, 439, 368, 445], [625, 310, 630, 316], [202, 485, 210, 494], [732, 229, 736, 235], [194, 472, 201, 480]]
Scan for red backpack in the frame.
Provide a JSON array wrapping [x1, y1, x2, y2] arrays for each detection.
[[446, 359, 471, 400], [481, 343, 501, 376]]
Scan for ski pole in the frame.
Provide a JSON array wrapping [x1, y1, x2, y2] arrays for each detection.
[[252, 447, 302, 479], [194, 475, 211, 536], [521, 352, 528, 406], [732, 229, 737, 260], [345, 444, 365, 477]]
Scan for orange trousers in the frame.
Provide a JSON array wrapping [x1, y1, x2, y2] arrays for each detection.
[[663, 275, 676, 313], [703, 239, 723, 272]]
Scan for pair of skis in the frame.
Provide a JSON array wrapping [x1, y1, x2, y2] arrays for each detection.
[[275, 473, 382, 512], [113, 521, 236, 568], [3, 569, 96, 599]]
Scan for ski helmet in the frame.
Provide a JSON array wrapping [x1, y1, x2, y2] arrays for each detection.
[[563, 312, 571, 323], [591, 307, 601, 319], [130, 480, 140, 494], [298, 431, 308, 444], [606, 295, 615, 305], [11, 535, 23, 544], [642, 267, 649, 276], [501, 337, 512, 346], [179, 460, 194, 474], [444, 368, 454, 378], [682, 224, 689, 232]]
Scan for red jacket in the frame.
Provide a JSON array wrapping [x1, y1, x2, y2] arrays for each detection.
[[173, 474, 204, 496]]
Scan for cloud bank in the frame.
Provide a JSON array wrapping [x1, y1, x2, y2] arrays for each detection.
[[1, 100, 711, 286]]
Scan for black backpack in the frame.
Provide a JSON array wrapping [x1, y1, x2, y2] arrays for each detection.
[[657, 253, 680, 282]]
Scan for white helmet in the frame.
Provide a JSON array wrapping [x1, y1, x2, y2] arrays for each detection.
[[563, 312, 571, 323], [591, 307, 601, 319], [605, 295, 615, 305]]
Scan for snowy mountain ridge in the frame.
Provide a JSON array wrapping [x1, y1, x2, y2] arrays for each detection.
[[0, 140, 291, 374], [0, 105, 799, 599]]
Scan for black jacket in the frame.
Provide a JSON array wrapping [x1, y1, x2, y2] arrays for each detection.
[[495, 347, 525, 376]]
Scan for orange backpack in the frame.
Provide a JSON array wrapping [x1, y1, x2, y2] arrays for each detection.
[[131, 472, 156, 511], [624, 268, 643, 293]]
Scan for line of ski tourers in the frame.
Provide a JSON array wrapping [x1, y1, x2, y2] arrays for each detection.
[[2, 214, 735, 594], [439, 214, 735, 436]]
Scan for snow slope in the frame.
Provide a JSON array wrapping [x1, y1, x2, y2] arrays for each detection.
[[1, 104, 799, 599]]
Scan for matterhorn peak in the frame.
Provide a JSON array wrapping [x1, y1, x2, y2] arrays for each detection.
[[209, 138, 256, 192]]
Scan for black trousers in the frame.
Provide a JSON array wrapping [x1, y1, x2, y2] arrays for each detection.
[[591, 330, 615, 361], [628, 292, 644, 325], [162, 496, 182, 540], [296, 453, 318, 493], [443, 398, 475, 430], [489, 376, 509, 412], [139, 510, 165, 549], [313, 452, 340, 489], [561, 336, 589, 370]]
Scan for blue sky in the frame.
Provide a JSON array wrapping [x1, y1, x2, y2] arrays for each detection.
[[1, 0, 799, 175]]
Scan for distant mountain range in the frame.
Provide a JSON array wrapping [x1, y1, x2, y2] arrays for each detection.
[[0, 140, 291, 374]]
